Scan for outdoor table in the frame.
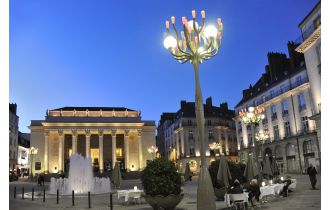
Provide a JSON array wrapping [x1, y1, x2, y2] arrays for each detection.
[[224, 192, 249, 206], [272, 183, 285, 195], [260, 185, 276, 200], [117, 189, 144, 203]]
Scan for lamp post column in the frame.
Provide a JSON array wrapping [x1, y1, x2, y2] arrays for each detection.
[[193, 60, 216, 210], [58, 129, 64, 173], [44, 131, 49, 173], [111, 130, 117, 168], [251, 124, 261, 184]]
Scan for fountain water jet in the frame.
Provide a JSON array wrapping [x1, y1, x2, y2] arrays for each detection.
[[50, 154, 111, 195]]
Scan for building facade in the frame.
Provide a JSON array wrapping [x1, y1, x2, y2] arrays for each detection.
[[157, 97, 238, 174], [234, 42, 320, 174], [295, 1, 321, 156], [29, 107, 156, 175], [17, 132, 30, 174], [9, 103, 19, 171]]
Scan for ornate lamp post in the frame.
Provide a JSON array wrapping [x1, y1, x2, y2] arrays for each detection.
[[255, 130, 270, 161], [239, 106, 265, 184], [147, 146, 158, 160], [163, 10, 223, 210], [29, 147, 38, 179], [209, 142, 221, 156]]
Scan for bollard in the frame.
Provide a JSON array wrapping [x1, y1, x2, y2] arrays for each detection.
[[88, 192, 91, 208], [57, 189, 59, 204], [43, 188, 45, 202], [110, 193, 113, 210], [32, 188, 34, 201], [14, 186, 16, 199], [22, 187, 24, 200], [72, 190, 75, 206]]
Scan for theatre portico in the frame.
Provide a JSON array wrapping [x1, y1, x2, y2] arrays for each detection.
[[29, 107, 156, 174]]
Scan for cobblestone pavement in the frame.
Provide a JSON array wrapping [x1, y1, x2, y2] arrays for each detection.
[[9, 174, 320, 210]]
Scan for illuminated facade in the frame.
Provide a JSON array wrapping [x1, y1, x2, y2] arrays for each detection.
[[9, 103, 19, 171], [295, 1, 321, 155], [234, 42, 320, 174], [157, 97, 238, 174], [29, 107, 156, 174]]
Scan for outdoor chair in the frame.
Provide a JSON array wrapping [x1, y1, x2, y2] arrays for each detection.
[[128, 191, 142, 204], [229, 194, 246, 210]]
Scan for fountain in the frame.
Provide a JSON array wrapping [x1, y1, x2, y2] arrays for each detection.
[[50, 154, 111, 195]]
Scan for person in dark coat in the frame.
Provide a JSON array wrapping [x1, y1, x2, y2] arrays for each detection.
[[307, 164, 317, 189], [227, 179, 243, 194], [246, 179, 261, 206], [280, 176, 292, 197]]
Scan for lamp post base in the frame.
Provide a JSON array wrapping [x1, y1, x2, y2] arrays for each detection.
[[197, 164, 216, 210]]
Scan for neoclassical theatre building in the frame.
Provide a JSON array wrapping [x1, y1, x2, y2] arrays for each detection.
[[29, 107, 156, 174]]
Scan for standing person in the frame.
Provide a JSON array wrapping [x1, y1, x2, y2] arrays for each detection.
[[184, 162, 192, 182], [307, 164, 317, 190]]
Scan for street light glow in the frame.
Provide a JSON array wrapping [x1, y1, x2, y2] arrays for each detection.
[[163, 35, 177, 49]]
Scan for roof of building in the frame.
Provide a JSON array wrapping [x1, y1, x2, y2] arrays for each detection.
[[18, 132, 30, 148], [235, 41, 305, 108], [298, 1, 321, 28], [51, 107, 136, 112]]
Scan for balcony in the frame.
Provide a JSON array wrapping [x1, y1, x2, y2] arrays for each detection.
[[253, 77, 308, 107], [282, 110, 289, 118]]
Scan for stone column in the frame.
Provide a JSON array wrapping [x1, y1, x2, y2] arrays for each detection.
[[218, 129, 223, 155], [137, 130, 143, 170], [98, 129, 104, 173], [175, 132, 180, 159], [224, 129, 229, 155], [44, 131, 49, 173], [111, 130, 117, 168], [85, 129, 91, 158], [58, 129, 64, 173], [180, 130, 186, 156], [124, 130, 130, 171], [72, 129, 77, 154]]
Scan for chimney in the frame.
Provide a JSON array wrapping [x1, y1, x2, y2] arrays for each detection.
[[206, 97, 212, 107], [180, 100, 186, 109], [220, 102, 228, 111]]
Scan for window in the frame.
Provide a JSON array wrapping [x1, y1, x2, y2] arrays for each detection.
[[282, 99, 289, 116], [9, 150, 11, 158], [298, 93, 306, 111], [189, 130, 193, 139], [207, 120, 212, 126], [9, 137, 12, 146], [302, 116, 309, 132], [208, 130, 214, 139], [296, 76, 302, 85], [13, 152, 15, 158], [303, 140, 313, 154], [284, 121, 291, 137], [273, 125, 279, 140], [221, 133, 225, 140], [188, 120, 192, 126], [189, 147, 195, 156], [271, 105, 277, 120], [270, 90, 275, 98]]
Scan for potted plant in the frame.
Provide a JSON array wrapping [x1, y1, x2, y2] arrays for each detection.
[[141, 158, 183, 210], [208, 159, 246, 200]]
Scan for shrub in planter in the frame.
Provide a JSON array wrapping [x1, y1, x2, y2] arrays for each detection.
[[141, 158, 183, 210]]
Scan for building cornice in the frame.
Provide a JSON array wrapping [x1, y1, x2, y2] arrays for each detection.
[[295, 26, 321, 53]]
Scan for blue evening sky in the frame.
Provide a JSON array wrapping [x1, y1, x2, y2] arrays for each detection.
[[10, 0, 319, 133]]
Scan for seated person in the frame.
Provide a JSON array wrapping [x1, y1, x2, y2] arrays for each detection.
[[280, 176, 292, 197], [227, 179, 243, 194], [245, 179, 261, 206]]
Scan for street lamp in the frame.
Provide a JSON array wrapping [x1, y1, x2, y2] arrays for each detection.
[[239, 106, 265, 185], [209, 142, 221, 156], [147, 146, 158, 160], [163, 10, 223, 210], [255, 130, 270, 161], [29, 147, 38, 179]]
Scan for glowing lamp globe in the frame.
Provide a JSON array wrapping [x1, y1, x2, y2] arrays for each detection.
[[248, 107, 255, 112], [164, 35, 177, 49], [204, 25, 218, 38], [262, 181, 266, 187]]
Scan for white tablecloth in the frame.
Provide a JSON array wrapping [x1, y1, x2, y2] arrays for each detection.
[[260, 186, 275, 199], [117, 189, 144, 202], [273, 184, 285, 195], [224, 193, 249, 206]]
